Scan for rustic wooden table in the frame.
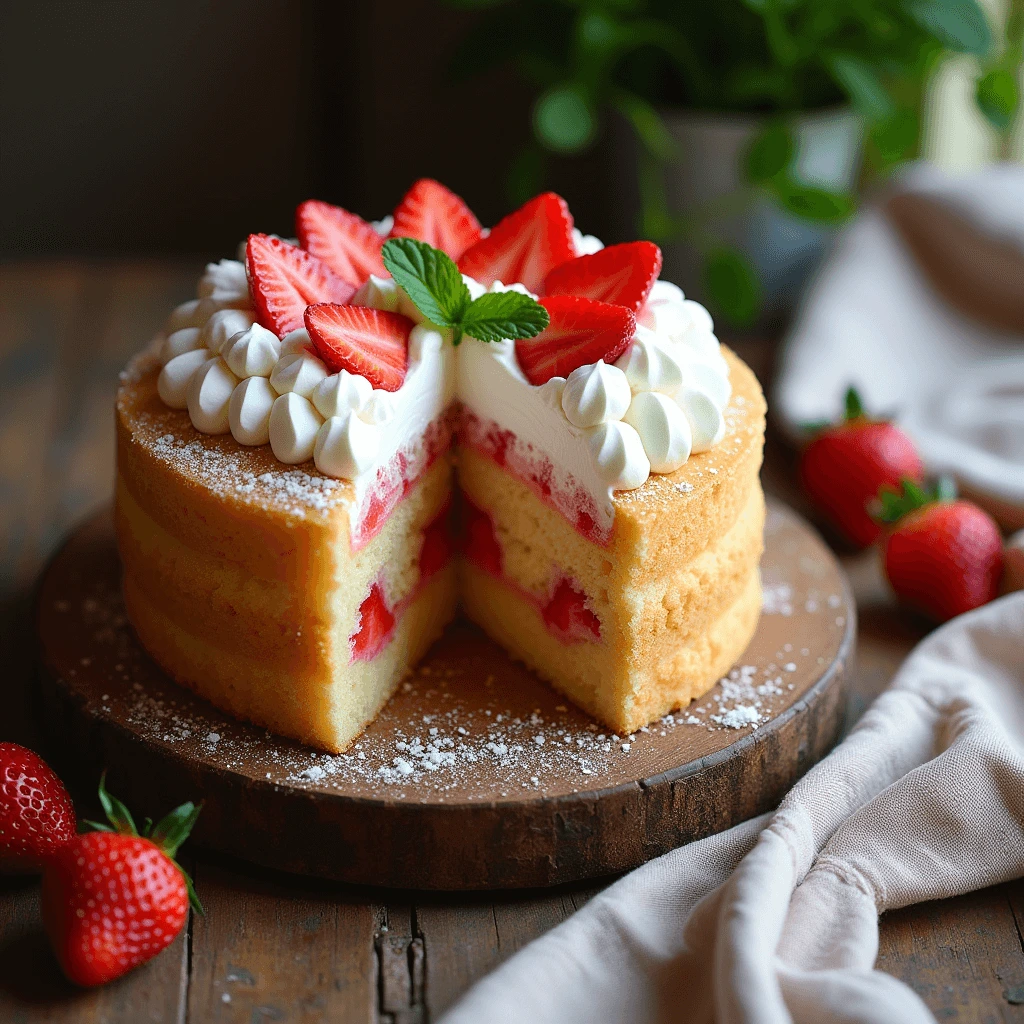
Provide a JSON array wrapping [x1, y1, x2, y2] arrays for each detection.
[[1, 262, 1022, 1023]]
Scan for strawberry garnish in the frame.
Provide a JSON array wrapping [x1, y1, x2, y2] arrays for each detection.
[[296, 200, 387, 286], [458, 192, 575, 293], [542, 241, 662, 313], [799, 388, 924, 548], [514, 295, 636, 386], [876, 479, 1003, 622], [42, 774, 201, 987], [304, 303, 411, 392], [390, 178, 482, 261], [246, 234, 355, 338], [0, 743, 76, 873]]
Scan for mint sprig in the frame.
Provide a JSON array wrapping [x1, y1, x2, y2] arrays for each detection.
[[382, 237, 549, 345]]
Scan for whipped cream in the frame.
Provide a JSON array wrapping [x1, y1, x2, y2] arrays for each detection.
[[154, 235, 731, 538]]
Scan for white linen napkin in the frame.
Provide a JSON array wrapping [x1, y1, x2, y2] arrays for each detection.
[[442, 591, 1024, 1024], [773, 163, 1024, 513]]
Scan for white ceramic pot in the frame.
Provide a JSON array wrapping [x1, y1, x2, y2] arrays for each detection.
[[612, 106, 864, 319]]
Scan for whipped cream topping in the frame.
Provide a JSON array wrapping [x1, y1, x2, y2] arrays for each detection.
[[154, 235, 731, 537]]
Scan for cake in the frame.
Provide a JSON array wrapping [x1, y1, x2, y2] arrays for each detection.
[[115, 180, 766, 753]]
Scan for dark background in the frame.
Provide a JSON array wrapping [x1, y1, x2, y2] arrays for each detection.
[[0, 0, 614, 260]]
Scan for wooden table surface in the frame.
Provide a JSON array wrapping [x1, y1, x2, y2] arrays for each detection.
[[1, 261, 1022, 1023]]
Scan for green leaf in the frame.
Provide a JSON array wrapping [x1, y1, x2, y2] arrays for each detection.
[[97, 772, 137, 836], [872, 476, 955, 524], [382, 238, 471, 328], [976, 68, 1020, 131], [533, 85, 597, 154], [611, 91, 678, 162], [461, 291, 550, 343], [181, 866, 204, 915], [703, 248, 761, 328], [906, 0, 992, 55], [844, 386, 865, 420], [743, 121, 794, 182], [772, 178, 857, 224], [150, 800, 203, 858], [826, 54, 895, 122], [869, 109, 920, 165], [82, 820, 115, 833]]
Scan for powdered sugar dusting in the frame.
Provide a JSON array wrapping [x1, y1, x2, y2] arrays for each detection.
[[44, 502, 851, 802]]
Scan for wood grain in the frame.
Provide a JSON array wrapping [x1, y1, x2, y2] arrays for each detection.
[[1, 263, 1020, 1022]]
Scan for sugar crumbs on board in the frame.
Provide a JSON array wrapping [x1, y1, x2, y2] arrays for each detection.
[[55, 546, 843, 799]]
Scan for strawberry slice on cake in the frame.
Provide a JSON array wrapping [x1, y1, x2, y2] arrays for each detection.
[[304, 303, 411, 392], [246, 234, 355, 337], [458, 192, 575, 293], [390, 178, 482, 261], [542, 241, 662, 313], [515, 296, 636, 385], [295, 200, 387, 286]]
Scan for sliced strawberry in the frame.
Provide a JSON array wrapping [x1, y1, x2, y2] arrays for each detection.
[[304, 303, 411, 391], [542, 241, 662, 313], [246, 234, 355, 337], [389, 178, 482, 260], [515, 296, 636, 385], [296, 200, 386, 286], [350, 582, 396, 661], [542, 579, 601, 642], [458, 192, 575, 292]]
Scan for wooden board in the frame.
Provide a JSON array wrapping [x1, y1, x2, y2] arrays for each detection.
[[34, 502, 854, 890]]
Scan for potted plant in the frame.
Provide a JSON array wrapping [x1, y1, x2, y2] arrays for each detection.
[[446, 0, 1018, 327]]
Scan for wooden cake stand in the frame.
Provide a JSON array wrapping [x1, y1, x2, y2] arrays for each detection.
[[34, 503, 854, 890]]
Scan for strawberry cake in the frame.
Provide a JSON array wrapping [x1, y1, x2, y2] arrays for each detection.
[[115, 180, 766, 753]]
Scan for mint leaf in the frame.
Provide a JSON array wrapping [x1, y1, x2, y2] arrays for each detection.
[[461, 291, 550, 343], [382, 237, 470, 328]]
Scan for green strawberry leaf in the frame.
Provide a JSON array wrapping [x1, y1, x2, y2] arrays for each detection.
[[180, 865, 204, 916], [150, 800, 203, 859], [461, 291, 550, 343], [381, 237, 470, 328], [97, 771, 137, 836], [845, 386, 865, 420], [872, 476, 957, 524]]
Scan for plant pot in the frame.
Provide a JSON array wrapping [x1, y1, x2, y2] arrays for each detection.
[[612, 105, 864, 325]]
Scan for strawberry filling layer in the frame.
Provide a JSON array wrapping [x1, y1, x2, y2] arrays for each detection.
[[459, 411, 608, 546], [461, 500, 602, 645], [348, 496, 601, 662], [351, 408, 459, 551]]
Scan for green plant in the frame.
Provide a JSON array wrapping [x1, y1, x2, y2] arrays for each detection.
[[447, 0, 1018, 325]]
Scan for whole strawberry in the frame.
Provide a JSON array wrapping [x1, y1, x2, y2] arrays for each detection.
[[877, 478, 1004, 622], [800, 388, 923, 548], [0, 742, 76, 872], [42, 775, 201, 987]]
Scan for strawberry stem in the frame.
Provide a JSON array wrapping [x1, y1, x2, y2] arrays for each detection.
[[844, 386, 865, 421], [873, 475, 957, 525]]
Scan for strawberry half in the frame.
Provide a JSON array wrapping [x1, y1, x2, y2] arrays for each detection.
[[390, 178, 482, 261], [296, 200, 387, 286], [304, 303, 411, 392], [246, 234, 355, 338], [542, 241, 663, 313], [458, 192, 575, 293], [515, 295, 636, 386]]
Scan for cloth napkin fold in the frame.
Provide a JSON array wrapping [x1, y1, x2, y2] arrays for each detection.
[[442, 592, 1024, 1024]]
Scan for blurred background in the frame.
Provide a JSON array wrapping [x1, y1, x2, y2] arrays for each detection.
[[3, 0, 1022, 325]]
